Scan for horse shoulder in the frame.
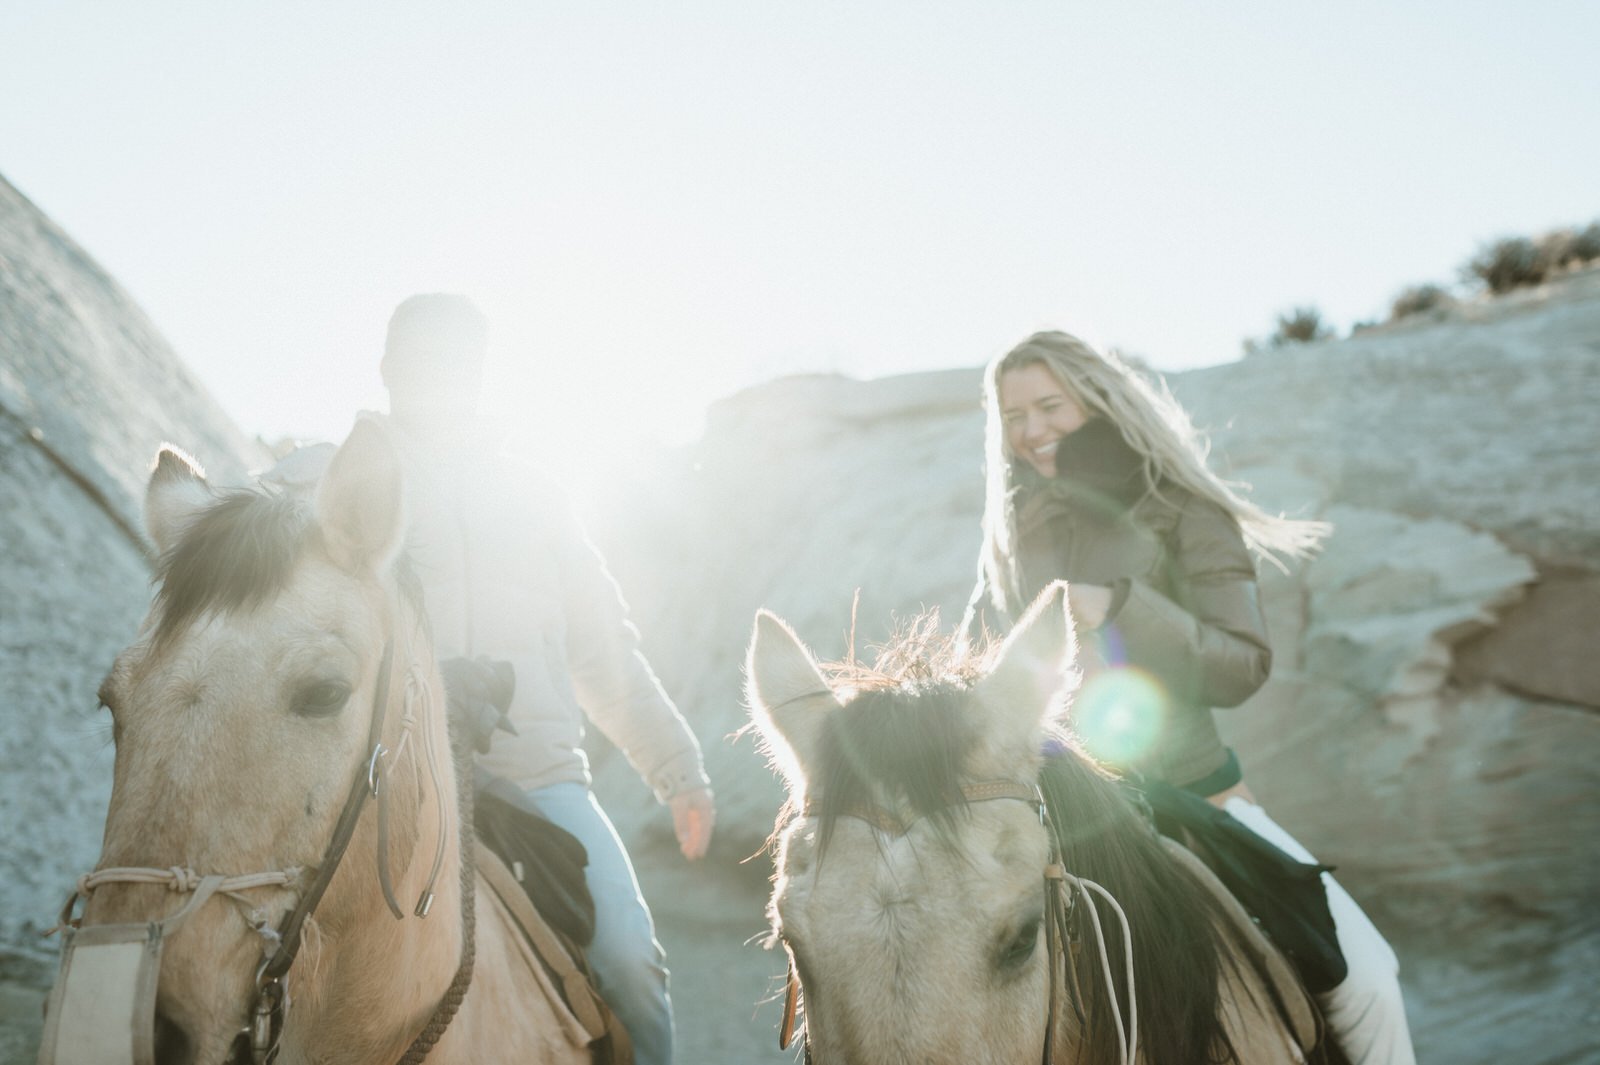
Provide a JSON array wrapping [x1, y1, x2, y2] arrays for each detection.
[[448, 878, 594, 1064]]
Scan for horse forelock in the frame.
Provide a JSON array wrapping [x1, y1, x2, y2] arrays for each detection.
[[151, 487, 424, 649], [808, 683, 978, 858], [804, 615, 996, 855], [152, 489, 314, 647]]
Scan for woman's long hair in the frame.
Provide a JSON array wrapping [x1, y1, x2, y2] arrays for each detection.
[[975, 331, 1329, 619]]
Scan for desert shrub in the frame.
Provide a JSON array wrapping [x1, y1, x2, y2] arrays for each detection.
[[1535, 229, 1579, 272], [1272, 305, 1335, 345], [1558, 221, 1600, 265], [1463, 236, 1545, 294], [1389, 283, 1455, 321], [1241, 305, 1336, 356]]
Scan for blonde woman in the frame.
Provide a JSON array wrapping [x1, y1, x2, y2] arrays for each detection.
[[963, 331, 1415, 1065]]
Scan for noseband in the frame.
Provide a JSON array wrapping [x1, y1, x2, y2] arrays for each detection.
[[43, 636, 473, 1065], [776, 780, 1139, 1065]]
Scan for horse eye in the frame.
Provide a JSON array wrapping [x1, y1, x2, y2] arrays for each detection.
[[997, 917, 1041, 971], [293, 680, 352, 718]]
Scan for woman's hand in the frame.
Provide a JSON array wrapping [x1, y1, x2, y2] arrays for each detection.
[[1066, 583, 1114, 630]]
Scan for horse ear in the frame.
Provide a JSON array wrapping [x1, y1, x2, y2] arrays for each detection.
[[974, 581, 1078, 747], [315, 418, 405, 574], [746, 610, 842, 792], [145, 446, 212, 555]]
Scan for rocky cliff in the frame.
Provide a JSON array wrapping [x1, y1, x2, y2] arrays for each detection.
[[0, 173, 266, 1008]]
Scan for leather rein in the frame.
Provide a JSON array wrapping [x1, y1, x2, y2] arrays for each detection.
[[58, 634, 474, 1065], [775, 779, 1138, 1065]]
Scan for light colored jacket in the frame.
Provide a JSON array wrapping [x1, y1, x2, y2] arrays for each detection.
[[266, 424, 709, 800]]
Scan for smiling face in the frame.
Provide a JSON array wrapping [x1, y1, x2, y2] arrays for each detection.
[[998, 361, 1090, 477]]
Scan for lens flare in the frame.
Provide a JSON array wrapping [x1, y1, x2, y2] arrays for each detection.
[[1073, 668, 1167, 765]]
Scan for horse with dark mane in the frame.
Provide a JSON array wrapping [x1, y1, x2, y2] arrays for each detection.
[[746, 585, 1340, 1064], [38, 422, 608, 1065]]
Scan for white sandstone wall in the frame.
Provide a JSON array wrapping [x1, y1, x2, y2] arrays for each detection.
[[0, 174, 267, 983]]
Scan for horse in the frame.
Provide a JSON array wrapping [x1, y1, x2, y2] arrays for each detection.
[[39, 421, 604, 1065], [745, 584, 1342, 1065]]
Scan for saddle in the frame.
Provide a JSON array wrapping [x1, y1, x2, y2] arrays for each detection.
[[475, 788, 597, 948], [1134, 777, 1349, 995], [442, 655, 630, 1063], [475, 840, 632, 1065]]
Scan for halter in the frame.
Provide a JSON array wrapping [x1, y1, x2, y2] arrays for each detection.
[[776, 779, 1138, 1065], [41, 633, 472, 1065]]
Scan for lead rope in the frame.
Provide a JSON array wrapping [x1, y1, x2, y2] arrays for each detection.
[[1040, 794, 1137, 1065], [395, 664, 479, 1065], [388, 462, 483, 1062], [1044, 863, 1137, 1065]]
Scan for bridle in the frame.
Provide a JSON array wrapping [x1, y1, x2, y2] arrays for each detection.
[[46, 628, 472, 1065], [775, 779, 1138, 1065]]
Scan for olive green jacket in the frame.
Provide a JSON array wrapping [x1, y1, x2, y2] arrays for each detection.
[[987, 479, 1273, 791]]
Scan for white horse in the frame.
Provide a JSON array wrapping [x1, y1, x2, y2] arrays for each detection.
[[746, 586, 1337, 1065], [41, 421, 605, 1065]]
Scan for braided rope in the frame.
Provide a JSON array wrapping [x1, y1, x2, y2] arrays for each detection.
[[395, 684, 479, 1065]]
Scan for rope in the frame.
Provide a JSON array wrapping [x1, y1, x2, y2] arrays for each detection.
[[76, 867, 303, 898], [1056, 870, 1138, 1065], [60, 867, 303, 931], [395, 682, 479, 1065]]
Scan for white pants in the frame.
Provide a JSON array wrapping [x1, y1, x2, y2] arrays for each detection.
[[1223, 798, 1417, 1065]]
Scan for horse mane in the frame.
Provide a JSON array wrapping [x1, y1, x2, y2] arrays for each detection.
[[803, 617, 1307, 1065], [806, 615, 986, 856], [1038, 752, 1252, 1064], [153, 486, 423, 648]]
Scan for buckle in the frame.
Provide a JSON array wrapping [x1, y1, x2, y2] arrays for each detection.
[[249, 976, 286, 1065]]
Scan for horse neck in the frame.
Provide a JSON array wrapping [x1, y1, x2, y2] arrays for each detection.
[[284, 636, 467, 1064], [1041, 753, 1242, 1065]]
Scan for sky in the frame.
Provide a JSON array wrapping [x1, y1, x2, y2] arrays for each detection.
[[2, 2, 1597, 484]]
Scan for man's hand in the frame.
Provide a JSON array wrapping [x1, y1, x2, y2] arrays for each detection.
[[669, 787, 716, 861]]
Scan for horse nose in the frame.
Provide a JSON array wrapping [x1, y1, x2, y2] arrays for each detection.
[[153, 1007, 194, 1065]]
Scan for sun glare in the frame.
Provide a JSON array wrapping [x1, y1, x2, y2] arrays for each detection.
[[485, 352, 711, 494], [1073, 667, 1168, 766]]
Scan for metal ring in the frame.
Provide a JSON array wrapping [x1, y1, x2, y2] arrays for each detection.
[[254, 954, 276, 991], [366, 743, 388, 797]]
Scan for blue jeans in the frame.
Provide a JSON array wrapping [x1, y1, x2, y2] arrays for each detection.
[[514, 781, 674, 1065]]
